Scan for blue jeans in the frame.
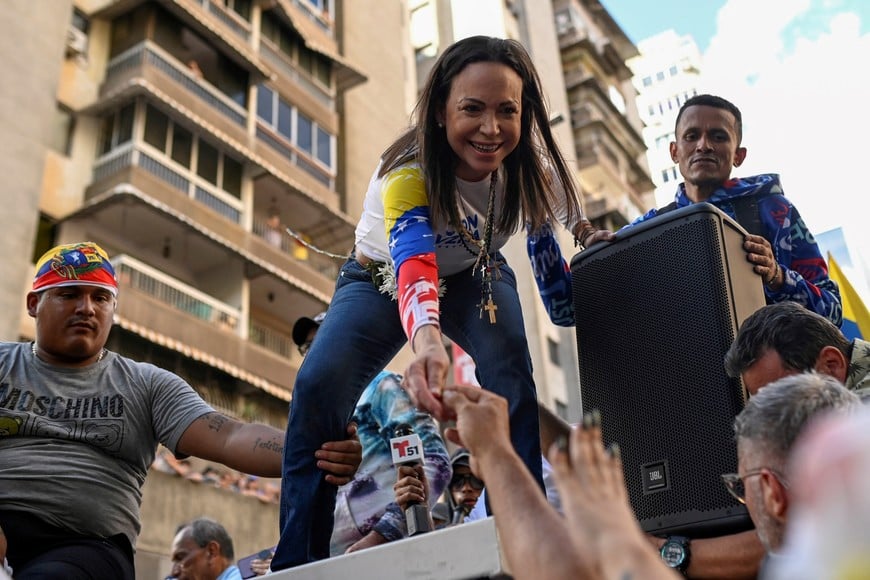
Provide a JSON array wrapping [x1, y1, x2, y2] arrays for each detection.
[[270, 256, 543, 569]]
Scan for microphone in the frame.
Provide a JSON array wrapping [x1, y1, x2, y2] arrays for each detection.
[[451, 503, 472, 526], [390, 423, 431, 536]]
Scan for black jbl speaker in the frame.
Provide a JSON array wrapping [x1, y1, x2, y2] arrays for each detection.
[[570, 203, 766, 537]]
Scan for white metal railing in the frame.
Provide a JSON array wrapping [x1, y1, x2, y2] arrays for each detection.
[[254, 124, 334, 189], [251, 216, 340, 279], [92, 144, 243, 224], [105, 42, 248, 127], [202, 0, 251, 41], [113, 254, 241, 332], [259, 40, 334, 108], [249, 319, 294, 358]]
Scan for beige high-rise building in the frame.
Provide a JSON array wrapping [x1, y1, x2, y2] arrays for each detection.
[[1, 0, 386, 575]]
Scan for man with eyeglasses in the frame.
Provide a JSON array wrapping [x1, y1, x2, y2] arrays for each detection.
[[291, 312, 450, 555], [726, 372, 860, 574]]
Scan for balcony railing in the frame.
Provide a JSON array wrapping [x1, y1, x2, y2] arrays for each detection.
[[292, 0, 333, 34], [249, 319, 295, 359], [105, 42, 248, 127], [255, 125, 332, 189], [251, 217, 340, 279], [113, 254, 241, 333], [199, 0, 252, 41], [93, 145, 243, 224], [259, 41, 334, 109]]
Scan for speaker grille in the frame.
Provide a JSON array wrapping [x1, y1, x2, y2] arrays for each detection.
[[571, 205, 759, 536]]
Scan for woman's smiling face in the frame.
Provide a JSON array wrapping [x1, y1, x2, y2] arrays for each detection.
[[439, 61, 523, 182]]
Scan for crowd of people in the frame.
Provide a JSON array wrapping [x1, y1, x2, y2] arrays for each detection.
[[2, 32, 866, 580], [151, 446, 282, 504]]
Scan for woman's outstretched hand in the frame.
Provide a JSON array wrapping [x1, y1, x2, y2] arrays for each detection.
[[403, 325, 453, 421]]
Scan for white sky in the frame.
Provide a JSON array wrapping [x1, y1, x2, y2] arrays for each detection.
[[700, 0, 870, 298]]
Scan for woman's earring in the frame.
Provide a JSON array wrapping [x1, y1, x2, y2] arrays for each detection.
[[437, 121, 444, 128]]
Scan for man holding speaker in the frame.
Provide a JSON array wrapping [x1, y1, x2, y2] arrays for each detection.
[[628, 94, 841, 327], [292, 313, 450, 555]]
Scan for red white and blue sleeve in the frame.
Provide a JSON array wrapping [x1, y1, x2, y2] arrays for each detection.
[[382, 167, 441, 343]]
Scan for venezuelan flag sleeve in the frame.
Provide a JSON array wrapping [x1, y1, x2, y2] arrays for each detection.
[[828, 253, 870, 341], [382, 167, 440, 343]]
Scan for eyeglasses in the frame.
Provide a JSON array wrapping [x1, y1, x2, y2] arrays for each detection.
[[298, 340, 313, 357], [721, 468, 787, 504], [450, 473, 484, 490]]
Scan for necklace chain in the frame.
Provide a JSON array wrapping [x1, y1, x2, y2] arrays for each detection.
[[456, 171, 501, 324], [32, 342, 106, 363]]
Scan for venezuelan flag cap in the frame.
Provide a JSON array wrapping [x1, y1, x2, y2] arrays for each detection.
[[33, 242, 118, 296]]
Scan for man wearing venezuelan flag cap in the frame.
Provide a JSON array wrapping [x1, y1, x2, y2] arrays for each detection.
[[0, 242, 361, 578]]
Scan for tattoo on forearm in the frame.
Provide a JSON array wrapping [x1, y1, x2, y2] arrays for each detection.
[[253, 436, 283, 455], [203, 412, 228, 432]]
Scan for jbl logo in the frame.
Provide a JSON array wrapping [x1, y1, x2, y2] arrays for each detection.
[[642, 461, 669, 494]]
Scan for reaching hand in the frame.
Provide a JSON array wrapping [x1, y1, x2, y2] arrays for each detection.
[[317, 422, 361, 486], [548, 413, 679, 579], [394, 464, 427, 511], [584, 228, 616, 246], [441, 386, 513, 480], [250, 555, 273, 576], [402, 326, 452, 421]]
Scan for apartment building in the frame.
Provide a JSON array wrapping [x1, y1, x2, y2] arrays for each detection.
[[553, 0, 655, 229], [1, 0, 395, 574]]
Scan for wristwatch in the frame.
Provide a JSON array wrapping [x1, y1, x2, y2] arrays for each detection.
[[660, 535, 691, 575]]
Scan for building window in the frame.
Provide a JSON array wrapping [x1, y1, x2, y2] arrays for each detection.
[[256, 85, 336, 171], [656, 71, 665, 81], [225, 0, 252, 21], [642, 76, 652, 87], [669, 65, 678, 77], [547, 337, 560, 366], [260, 12, 333, 91], [97, 103, 135, 155], [142, 104, 244, 198], [316, 126, 331, 167], [296, 113, 313, 154], [170, 125, 193, 169], [661, 166, 678, 183]]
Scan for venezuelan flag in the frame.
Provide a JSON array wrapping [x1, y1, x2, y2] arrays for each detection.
[[828, 253, 870, 340]]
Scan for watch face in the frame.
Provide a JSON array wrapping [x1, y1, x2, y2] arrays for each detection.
[[661, 541, 686, 568]]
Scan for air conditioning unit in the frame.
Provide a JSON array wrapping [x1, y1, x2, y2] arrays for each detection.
[[66, 26, 88, 58]]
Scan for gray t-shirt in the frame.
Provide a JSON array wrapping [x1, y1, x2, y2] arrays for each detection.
[[0, 342, 214, 548]]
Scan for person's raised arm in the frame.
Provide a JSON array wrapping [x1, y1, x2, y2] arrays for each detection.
[[441, 386, 586, 580]]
